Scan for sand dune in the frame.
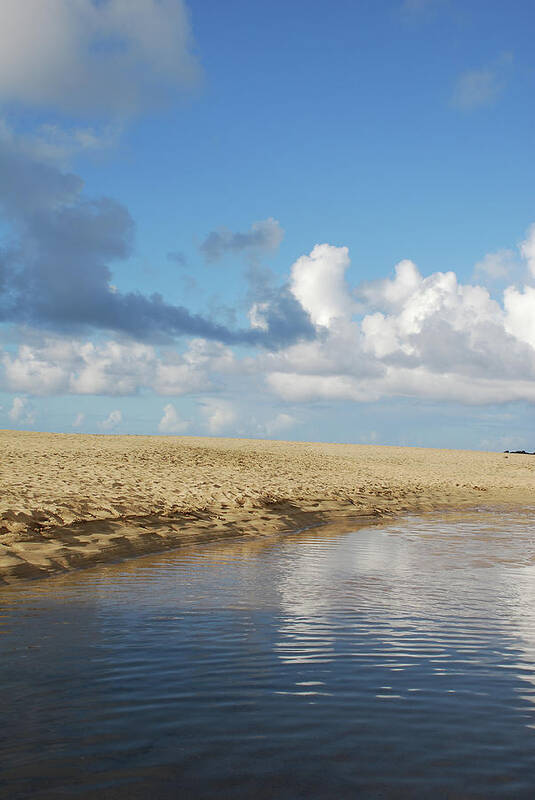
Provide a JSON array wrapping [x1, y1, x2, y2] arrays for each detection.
[[0, 430, 533, 583]]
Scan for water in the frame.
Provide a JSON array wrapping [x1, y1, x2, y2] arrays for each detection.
[[3, 510, 535, 799]]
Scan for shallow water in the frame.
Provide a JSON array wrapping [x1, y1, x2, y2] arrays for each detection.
[[3, 509, 535, 799]]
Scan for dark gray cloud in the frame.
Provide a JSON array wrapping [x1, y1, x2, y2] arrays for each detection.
[[243, 258, 316, 346], [0, 0, 200, 115], [200, 217, 284, 262], [0, 142, 313, 349], [254, 285, 317, 343]]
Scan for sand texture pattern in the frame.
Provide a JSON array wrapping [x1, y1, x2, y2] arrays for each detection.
[[1, 430, 533, 583]]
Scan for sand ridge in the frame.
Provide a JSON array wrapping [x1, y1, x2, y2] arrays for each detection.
[[1, 430, 533, 583]]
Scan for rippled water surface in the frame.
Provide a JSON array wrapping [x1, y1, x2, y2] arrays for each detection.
[[3, 510, 535, 798]]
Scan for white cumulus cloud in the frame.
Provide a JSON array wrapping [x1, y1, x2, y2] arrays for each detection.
[[158, 403, 189, 434], [262, 412, 296, 437], [8, 396, 36, 425], [504, 285, 535, 349], [264, 233, 535, 406], [267, 372, 377, 403], [359, 259, 422, 310], [1, 338, 234, 397], [201, 398, 236, 435], [99, 409, 122, 431], [72, 412, 85, 428], [289, 243, 354, 328], [474, 249, 517, 281]]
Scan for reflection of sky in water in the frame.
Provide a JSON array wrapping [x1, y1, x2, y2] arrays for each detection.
[[3, 510, 535, 798], [274, 511, 535, 703]]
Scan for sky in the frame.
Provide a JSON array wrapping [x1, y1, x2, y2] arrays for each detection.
[[0, 0, 534, 450]]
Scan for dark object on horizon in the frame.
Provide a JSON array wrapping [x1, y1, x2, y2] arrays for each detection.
[[504, 450, 535, 455]]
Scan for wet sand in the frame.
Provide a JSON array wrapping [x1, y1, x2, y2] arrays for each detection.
[[1, 430, 533, 584]]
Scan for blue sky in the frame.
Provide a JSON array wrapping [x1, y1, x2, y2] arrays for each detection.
[[0, 0, 534, 449]]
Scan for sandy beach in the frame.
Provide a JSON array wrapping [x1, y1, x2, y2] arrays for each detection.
[[0, 430, 533, 583]]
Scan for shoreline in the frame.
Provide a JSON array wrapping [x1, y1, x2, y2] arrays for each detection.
[[1, 430, 534, 585], [0, 503, 379, 584]]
